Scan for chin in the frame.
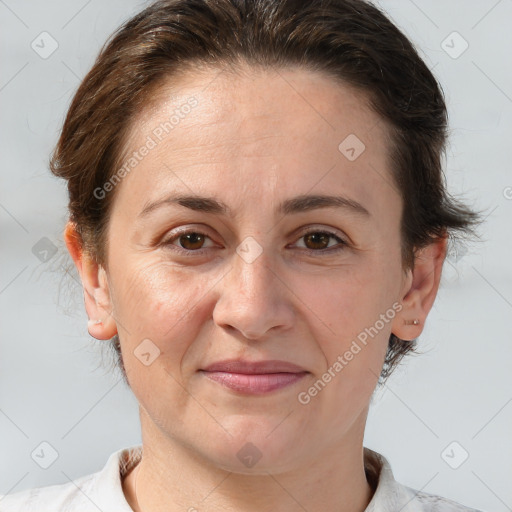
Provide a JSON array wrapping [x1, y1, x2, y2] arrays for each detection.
[[198, 423, 305, 475]]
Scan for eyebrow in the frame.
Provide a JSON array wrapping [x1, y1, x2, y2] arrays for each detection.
[[138, 193, 370, 218]]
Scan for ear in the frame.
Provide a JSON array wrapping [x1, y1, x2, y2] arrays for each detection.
[[391, 235, 448, 341], [64, 221, 118, 340]]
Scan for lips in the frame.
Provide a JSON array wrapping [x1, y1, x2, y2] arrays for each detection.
[[201, 359, 307, 374], [199, 359, 309, 394]]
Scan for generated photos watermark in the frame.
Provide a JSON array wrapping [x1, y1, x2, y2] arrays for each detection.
[[297, 301, 403, 405], [93, 96, 198, 200]]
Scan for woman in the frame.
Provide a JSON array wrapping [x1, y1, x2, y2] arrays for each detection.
[[0, 0, 482, 510]]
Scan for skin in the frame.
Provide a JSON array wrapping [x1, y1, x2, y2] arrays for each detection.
[[65, 63, 446, 512]]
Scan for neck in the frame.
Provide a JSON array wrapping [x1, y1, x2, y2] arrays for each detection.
[[123, 409, 375, 512]]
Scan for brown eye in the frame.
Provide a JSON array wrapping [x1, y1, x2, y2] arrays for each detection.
[[303, 232, 332, 250], [163, 229, 216, 253], [177, 232, 206, 250], [293, 230, 347, 254]]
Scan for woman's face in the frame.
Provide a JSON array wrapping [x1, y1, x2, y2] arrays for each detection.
[[96, 65, 414, 472]]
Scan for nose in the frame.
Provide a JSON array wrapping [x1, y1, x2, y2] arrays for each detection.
[[212, 246, 295, 340]]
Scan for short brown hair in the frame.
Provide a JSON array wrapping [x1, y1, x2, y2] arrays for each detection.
[[51, 0, 479, 385]]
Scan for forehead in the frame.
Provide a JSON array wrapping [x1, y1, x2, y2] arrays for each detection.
[[114, 64, 396, 213]]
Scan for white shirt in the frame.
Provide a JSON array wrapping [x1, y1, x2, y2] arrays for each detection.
[[0, 445, 484, 511]]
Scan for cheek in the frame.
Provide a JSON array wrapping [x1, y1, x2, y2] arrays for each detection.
[[294, 265, 395, 425], [111, 258, 216, 415], [296, 260, 400, 343], [291, 255, 401, 405], [110, 256, 212, 351]]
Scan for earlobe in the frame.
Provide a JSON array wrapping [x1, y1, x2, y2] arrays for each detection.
[[63, 221, 118, 340], [391, 236, 447, 341]]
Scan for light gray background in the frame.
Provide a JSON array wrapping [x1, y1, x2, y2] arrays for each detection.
[[1, 1, 511, 510]]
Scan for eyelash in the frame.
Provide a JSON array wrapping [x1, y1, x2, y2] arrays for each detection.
[[161, 228, 348, 257]]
